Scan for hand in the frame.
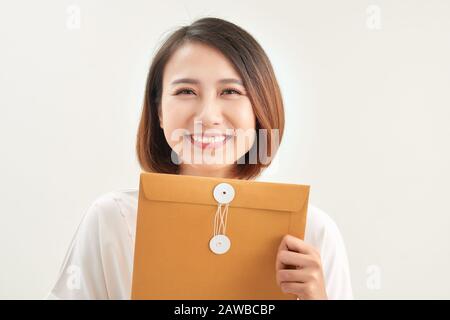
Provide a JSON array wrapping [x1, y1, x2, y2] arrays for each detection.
[[275, 234, 328, 300]]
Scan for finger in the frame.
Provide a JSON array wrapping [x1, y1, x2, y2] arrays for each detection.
[[278, 234, 316, 256], [276, 250, 315, 271], [276, 269, 312, 286], [276, 249, 301, 271], [279, 281, 307, 296]]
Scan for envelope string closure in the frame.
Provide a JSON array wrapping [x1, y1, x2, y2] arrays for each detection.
[[213, 203, 230, 239], [210, 183, 235, 255]]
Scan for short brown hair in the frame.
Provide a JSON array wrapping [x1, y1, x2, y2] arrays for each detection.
[[136, 17, 285, 180]]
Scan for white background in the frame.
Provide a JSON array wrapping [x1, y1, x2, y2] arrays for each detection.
[[1, 0, 449, 299]]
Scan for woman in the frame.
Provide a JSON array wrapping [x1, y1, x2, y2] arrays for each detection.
[[47, 17, 353, 300]]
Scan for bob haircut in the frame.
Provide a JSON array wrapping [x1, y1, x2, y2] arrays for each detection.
[[136, 17, 285, 180]]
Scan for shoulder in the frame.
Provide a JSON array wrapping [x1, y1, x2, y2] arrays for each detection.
[[80, 189, 139, 240], [305, 204, 350, 258], [305, 204, 343, 247], [88, 189, 138, 216], [304, 205, 354, 299], [47, 189, 139, 299]]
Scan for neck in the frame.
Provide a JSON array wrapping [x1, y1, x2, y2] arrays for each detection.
[[178, 164, 234, 179]]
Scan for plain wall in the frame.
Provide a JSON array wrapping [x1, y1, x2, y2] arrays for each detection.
[[1, 0, 449, 299]]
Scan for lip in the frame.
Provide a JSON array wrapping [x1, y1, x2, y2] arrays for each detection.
[[188, 134, 233, 150]]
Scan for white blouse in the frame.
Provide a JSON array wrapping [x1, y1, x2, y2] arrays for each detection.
[[46, 188, 353, 300]]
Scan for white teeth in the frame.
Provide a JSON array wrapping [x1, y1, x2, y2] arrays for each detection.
[[191, 135, 227, 143]]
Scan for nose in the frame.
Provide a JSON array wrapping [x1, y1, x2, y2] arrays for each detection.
[[194, 99, 224, 127]]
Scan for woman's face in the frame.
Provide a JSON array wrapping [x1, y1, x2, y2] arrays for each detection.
[[159, 41, 256, 177]]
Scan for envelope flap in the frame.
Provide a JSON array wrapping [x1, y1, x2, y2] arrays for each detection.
[[140, 172, 309, 213]]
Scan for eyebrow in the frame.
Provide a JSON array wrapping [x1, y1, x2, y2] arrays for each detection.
[[170, 78, 244, 86]]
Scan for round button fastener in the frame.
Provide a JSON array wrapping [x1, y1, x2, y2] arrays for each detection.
[[213, 183, 235, 204], [209, 235, 231, 254]]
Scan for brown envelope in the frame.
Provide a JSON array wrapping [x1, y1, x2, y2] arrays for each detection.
[[131, 172, 310, 300]]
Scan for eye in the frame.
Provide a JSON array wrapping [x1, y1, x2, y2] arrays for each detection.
[[175, 88, 196, 95], [174, 88, 242, 96], [222, 88, 242, 95]]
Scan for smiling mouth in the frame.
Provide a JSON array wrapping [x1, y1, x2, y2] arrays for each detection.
[[188, 134, 233, 149]]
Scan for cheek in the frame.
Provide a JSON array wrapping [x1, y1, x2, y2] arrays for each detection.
[[227, 102, 256, 130], [160, 101, 192, 146], [226, 102, 257, 154], [228, 102, 256, 147]]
